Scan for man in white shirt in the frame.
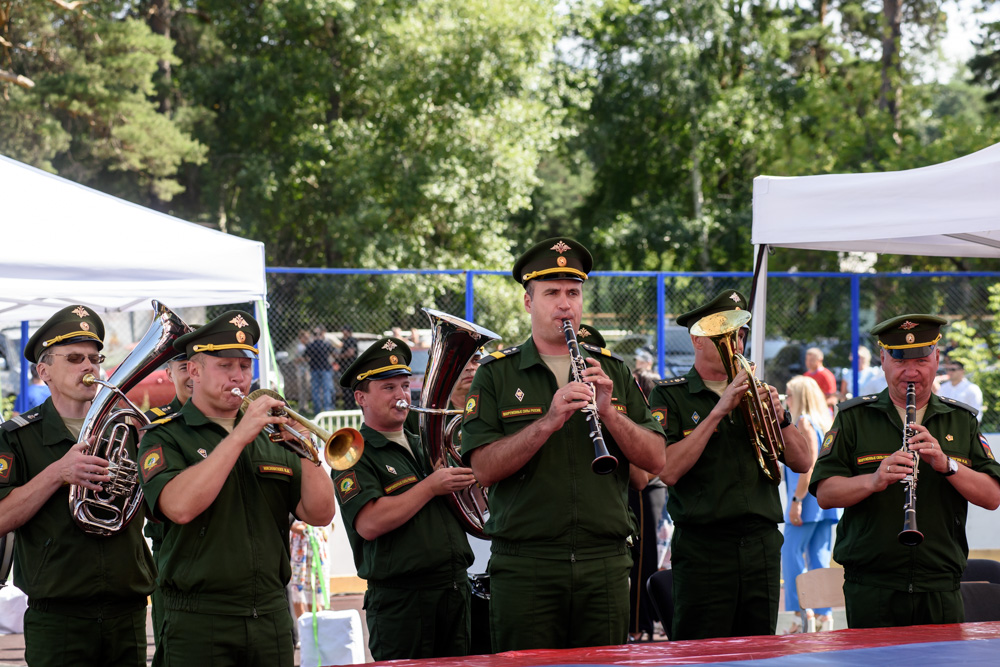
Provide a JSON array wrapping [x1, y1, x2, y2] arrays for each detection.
[[937, 359, 984, 422]]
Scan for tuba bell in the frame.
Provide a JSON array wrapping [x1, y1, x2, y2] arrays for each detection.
[[70, 301, 192, 536], [406, 308, 499, 539], [690, 308, 785, 484]]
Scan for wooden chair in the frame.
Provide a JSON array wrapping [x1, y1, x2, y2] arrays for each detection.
[[795, 568, 845, 632], [962, 558, 1000, 585]]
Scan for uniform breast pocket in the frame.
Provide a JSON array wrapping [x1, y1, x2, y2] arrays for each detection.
[[498, 405, 545, 435]]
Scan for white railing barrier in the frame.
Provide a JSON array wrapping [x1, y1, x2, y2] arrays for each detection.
[[313, 409, 364, 433]]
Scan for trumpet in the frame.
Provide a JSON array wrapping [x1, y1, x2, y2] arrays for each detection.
[[231, 388, 364, 470]]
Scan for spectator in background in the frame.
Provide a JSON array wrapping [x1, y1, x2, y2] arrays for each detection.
[[23, 363, 51, 411], [804, 347, 838, 409], [305, 326, 336, 413], [632, 348, 661, 398], [839, 345, 884, 400], [294, 329, 312, 412], [339, 326, 359, 409], [781, 375, 841, 633], [936, 358, 984, 423]]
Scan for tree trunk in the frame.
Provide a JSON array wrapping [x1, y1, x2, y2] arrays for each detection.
[[879, 0, 903, 137]]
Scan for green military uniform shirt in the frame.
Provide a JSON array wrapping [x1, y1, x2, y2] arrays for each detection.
[[142, 397, 183, 551], [648, 370, 783, 527], [460, 337, 664, 559], [0, 398, 156, 615], [137, 399, 304, 615], [810, 391, 1000, 592], [333, 424, 473, 585]]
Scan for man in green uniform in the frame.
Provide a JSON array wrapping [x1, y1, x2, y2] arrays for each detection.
[[143, 345, 195, 648], [333, 337, 475, 660], [461, 237, 667, 650], [0, 304, 156, 667], [811, 314, 1000, 628], [648, 290, 812, 640], [137, 310, 336, 667]]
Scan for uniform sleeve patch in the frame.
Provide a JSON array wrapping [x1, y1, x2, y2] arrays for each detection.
[[819, 429, 837, 458], [384, 474, 418, 494], [464, 394, 480, 420], [140, 446, 166, 483], [952, 456, 972, 468], [856, 453, 889, 466], [650, 408, 666, 426], [258, 464, 293, 477], [980, 433, 995, 461], [501, 406, 543, 419], [335, 470, 361, 503], [0, 454, 13, 483]]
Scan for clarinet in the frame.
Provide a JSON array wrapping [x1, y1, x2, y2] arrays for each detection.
[[898, 382, 924, 546], [562, 320, 618, 475]]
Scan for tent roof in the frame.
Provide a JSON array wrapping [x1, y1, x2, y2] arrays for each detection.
[[0, 155, 266, 322], [751, 142, 1000, 257]]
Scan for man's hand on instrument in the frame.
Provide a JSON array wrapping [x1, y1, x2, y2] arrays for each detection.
[[547, 380, 593, 427], [59, 438, 111, 491], [425, 466, 477, 496], [712, 369, 749, 417], [762, 384, 786, 425], [233, 393, 288, 444], [907, 424, 947, 472], [873, 450, 914, 492], [582, 357, 615, 414]]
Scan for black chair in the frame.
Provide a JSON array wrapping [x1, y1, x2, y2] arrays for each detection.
[[961, 582, 1000, 622], [645, 569, 673, 639], [962, 558, 1000, 584]]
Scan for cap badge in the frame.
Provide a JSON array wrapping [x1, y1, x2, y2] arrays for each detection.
[[729, 292, 740, 303], [550, 240, 571, 254], [382, 340, 397, 351], [72, 306, 90, 318], [80, 322, 90, 331], [905, 333, 915, 344], [899, 321, 918, 330], [229, 314, 250, 329], [557, 256, 567, 267], [389, 354, 398, 364], [236, 331, 247, 344], [515, 388, 524, 402], [577, 327, 589, 338]]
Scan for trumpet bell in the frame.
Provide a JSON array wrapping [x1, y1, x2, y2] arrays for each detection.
[[325, 428, 364, 471]]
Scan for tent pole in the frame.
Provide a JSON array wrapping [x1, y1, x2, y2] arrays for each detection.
[[255, 299, 272, 392], [750, 245, 769, 379]]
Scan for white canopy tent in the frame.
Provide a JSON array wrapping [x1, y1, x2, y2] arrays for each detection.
[[749, 141, 1000, 367], [0, 154, 272, 391]]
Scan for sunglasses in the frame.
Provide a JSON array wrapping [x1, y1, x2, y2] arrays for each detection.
[[45, 353, 106, 365]]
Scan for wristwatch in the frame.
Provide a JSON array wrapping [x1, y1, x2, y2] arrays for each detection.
[[779, 410, 792, 429], [943, 457, 958, 477], [791, 496, 801, 503]]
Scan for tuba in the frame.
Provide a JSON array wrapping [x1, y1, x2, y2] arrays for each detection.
[[690, 309, 785, 484], [401, 308, 499, 539], [70, 301, 192, 536]]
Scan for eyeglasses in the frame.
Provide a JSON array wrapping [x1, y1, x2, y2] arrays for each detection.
[[44, 353, 106, 365]]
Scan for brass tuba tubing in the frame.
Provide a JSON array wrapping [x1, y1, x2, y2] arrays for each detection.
[[231, 387, 364, 470], [690, 309, 785, 485], [898, 382, 924, 546]]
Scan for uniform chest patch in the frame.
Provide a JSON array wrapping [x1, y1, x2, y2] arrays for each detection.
[[501, 406, 543, 419], [819, 430, 837, 458], [141, 446, 165, 483], [856, 453, 890, 466], [336, 471, 361, 503], [259, 464, 293, 476], [384, 474, 418, 494], [980, 434, 995, 461], [0, 454, 12, 483]]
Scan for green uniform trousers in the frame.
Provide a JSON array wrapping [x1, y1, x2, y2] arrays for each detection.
[[671, 523, 782, 640], [24, 607, 147, 667], [488, 552, 631, 651], [150, 547, 163, 648], [154, 608, 294, 667], [844, 581, 964, 628], [364, 583, 471, 661]]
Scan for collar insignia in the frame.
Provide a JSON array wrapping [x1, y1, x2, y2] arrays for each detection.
[[550, 240, 571, 254], [229, 314, 250, 328]]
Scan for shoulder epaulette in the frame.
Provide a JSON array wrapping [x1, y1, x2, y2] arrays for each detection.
[[937, 396, 979, 416], [140, 412, 182, 432], [837, 394, 879, 411], [654, 377, 688, 387], [143, 404, 175, 422], [580, 342, 624, 362], [479, 346, 521, 366], [1, 411, 43, 432]]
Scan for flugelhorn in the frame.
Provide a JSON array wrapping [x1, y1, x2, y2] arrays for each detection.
[[72, 301, 193, 535], [898, 382, 923, 546], [231, 388, 363, 470], [690, 309, 785, 484], [562, 319, 618, 475]]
